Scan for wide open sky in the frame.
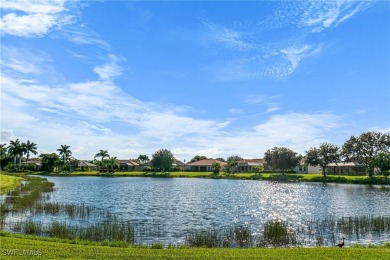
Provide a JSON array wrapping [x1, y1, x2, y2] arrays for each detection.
[[1, 0, 389, 161]]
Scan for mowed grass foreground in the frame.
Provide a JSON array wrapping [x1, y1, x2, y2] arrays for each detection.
[[1, 232, 389, 259], [0, 174, 22, 194]]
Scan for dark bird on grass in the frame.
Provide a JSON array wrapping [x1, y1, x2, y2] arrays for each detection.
[[336, 237, 345, 248]]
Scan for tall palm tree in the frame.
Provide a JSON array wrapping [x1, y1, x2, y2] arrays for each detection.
[[57, 145, 72, 172], [24, 140, 38, 162], [8, 139, 23, 170], [94, 150, 110, 162]]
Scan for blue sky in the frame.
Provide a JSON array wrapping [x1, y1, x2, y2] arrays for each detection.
[[1, 0, 389, 161]]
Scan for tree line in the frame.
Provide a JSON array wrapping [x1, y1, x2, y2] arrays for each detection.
[[0, 131, 389, 177], [263, 132, 389, 178]]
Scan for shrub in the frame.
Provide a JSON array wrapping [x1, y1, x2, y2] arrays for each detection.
[[258, 220, 297, 247], [150, 243, 164, 249]]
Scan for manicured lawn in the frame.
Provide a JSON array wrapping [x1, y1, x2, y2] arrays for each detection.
[[1, 232, 389, 259], [0, 174, 22, 194]]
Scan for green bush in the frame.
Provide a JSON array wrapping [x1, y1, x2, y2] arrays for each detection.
[[150, 243, 164, 249], [258, 220, 297, 247]]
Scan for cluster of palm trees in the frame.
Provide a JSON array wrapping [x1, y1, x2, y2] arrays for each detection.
[[0, 139, 38, 171], [94, 149, 119, 172], [0, 140, 121, 173]]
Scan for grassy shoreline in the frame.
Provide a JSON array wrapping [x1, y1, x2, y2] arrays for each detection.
[[0, 174, 22, 194], [10, 171, 389, 185], [1, 231, 389, 259], [1, 174, 389, 258]]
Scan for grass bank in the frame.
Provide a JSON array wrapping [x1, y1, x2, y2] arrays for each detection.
[[0, 174, 22, 194], [1, 232, 389, 259], [27, 171, 390, 185]]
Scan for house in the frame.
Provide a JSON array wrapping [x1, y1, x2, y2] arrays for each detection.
[[325, 162, 367, 175], [24, 159, 42, 170], [118, 160, 140, 171], [236, 158, 267, 172], [78, 160, 97, 171], [294, 164, 321, 174], [173, 159, 186, 171], [186, 159, 227, 172]]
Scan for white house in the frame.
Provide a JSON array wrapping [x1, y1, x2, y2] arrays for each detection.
[[295, 164, 322, 174]]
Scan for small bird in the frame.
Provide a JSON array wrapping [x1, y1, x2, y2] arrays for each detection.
[[336, 237, 345, 248]]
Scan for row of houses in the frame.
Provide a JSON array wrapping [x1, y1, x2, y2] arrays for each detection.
[[25, 158, 367, 174]]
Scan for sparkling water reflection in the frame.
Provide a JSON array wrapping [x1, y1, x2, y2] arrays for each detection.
[[7, 177, 390, 245]]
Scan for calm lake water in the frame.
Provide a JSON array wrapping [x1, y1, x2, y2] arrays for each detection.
[[5, 176, 390, 245]]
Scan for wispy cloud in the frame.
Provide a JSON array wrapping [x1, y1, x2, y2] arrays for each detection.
[[228, 108, 245, 115], [0, 0, 74, 38], [244, 94, 278, 106], [1, 45, 345, 160], [55, 26, 110, 50], [201, 20, 253, 51], [300, 1, 372, 33], [93, 55, 126, 81], [275, 44, 322, 78], [0, 45, 231, 158], [1, 1, 376, 161], [202, 1, 373, 81], [243, 94, 280, 115], [0, 46, 43, 74]]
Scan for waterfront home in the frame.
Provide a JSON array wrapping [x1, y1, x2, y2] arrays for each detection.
[[186, 159, 227, 172]]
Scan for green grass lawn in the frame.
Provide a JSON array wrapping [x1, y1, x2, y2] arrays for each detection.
[[1, 232, 389, 259], [0, 174, 22, 194]]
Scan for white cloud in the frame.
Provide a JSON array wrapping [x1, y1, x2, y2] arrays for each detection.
[[93, 62, 123, 81], [0, 46, 48, 75], [244, 94, 278, 105], [300, 1, 372, 33], [1, 0, 67, 14], [1, 64, 349, 160], [57, 27, 110, 49], [1, 130, 16, 143], [202, 20, 253, 51], [278, 44, 322, 76], [242, 94, 280, 115], [209, 43, 322, 81], [3, 54, 345, 160], [228, 108, 244, 115], [0, 0, 73, 37]]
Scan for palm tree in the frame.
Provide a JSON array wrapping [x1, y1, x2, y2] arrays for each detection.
[[57, 145, 72, 172], [137, 154, 150, 164], [24, 140, 38, 162], [8, 139, 23, 170], [107, 157, 119, 173], [95, 150, 110, 162], [95, 150, 110, 172]]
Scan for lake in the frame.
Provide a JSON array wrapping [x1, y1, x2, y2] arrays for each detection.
[[5, 176, 390, 246]]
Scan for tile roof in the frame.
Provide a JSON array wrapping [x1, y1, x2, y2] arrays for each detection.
[[186, 159, 227, 166], [327, 162, 364, 167], [118, 160, 139, 166], [78, 161, 96, 167], [238, 158, 266, 164]]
